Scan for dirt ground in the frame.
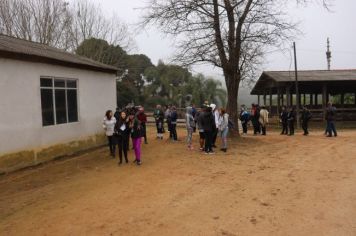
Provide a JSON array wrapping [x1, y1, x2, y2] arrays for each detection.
[[1, 127, 356, 236]]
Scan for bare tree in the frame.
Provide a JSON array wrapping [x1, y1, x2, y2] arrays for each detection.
[[0, 0, 134, 51], [141, 0, 330, 129]]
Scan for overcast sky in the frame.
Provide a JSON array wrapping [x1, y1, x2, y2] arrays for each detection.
[[89, 0, 356, 83]]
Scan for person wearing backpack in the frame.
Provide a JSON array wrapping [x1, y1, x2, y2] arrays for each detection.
[[251, 103, 261, 135], [239, 105, 250, 135], [218, 108, 229, 152], [185, 106, 195, 150], [301, 106, 312, 136]]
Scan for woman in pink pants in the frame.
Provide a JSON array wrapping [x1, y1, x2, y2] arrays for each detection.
[[130, 115, 144, 165]]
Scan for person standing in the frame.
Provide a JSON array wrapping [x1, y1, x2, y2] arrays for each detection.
[[170, 106, 178, 141], [287, 107, 296, 136], [201, 106, 216, 154], [153, 105, 164, 139], [251, 104, 261, 135], [301, 106, 312, 136], [259, 106, 269, 135], [210, 104, 219, 148], [191, 104, 197, 132], [280, 106, 289, 135], [239, 105, 250, 135], [218, 108, 229, 152], [196, 105, 206, 151], [137, 106, 148, 144], [114, 111, 130, 164], [102, 110, 116, 157], [325, 102, 337, 137], [165, 105, 173, 139], [185, 106, 195, 150], [131, 113, 144, 165]]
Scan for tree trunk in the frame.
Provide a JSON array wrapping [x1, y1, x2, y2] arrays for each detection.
[[225, 73, 240, 136]]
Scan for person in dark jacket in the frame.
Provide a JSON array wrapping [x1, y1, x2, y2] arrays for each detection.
[[131, 114, 144, 165], [301, 106, 312, 135], [137, 106, 148, 144], [280, 106, 289, 135], [153, 104, 164, 139], [201, 106, 216, 154], [287, 107, 296, 136], [251, 103, 261, 135], [191, 104, 197, 132], [114, 111, 130, 165], [239, 105, 250, 135], [325, 102, 337, 137], [170, 106, 178, 141], [196, 105, 206, 151]]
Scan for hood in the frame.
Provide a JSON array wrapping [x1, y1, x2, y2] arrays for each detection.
[[210, 104, 216, 111]]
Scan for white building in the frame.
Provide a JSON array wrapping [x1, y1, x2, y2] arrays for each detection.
[[0, 35, 118, 173]]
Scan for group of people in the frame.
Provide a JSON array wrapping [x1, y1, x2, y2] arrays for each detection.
[[153, 103, 230, 154], [239, 102, 337, 137], [102, 106, 148, 166]]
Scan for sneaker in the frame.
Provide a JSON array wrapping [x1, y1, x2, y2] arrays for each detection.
[[137, 160, 142, 165]]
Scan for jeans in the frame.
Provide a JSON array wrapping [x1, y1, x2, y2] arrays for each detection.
[[242, 121, 248, 134], [107, 135, 115, 155], [288, 121, 295, 135], [302, 120, 309, 135], [204, 130, 213, 152], [327, 120, 337, 136], [132, 137, 142, 161], [281, 121, 288, 134], [171, 123, 177, 140], [116, 135, 128, 163], [187, 128, 193, 146], [221, 128, 229, 148]]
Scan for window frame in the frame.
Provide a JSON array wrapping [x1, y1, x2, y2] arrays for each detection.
[[40, 76, 79, 127]]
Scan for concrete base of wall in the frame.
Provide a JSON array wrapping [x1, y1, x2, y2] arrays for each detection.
[[0, 134, 106, 174]]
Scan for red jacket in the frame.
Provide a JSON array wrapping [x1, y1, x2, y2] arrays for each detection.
[[137, 113, 147, 123]]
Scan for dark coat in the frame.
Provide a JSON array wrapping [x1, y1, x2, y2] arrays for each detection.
[[287, 110, 296, 123], [114, 119, 130, 137], [325, 106, 336, 121], [301, 110, 312, 122], [280, 111, 289, 123], [131, 118, 144, 139], [201, 111, 216, 132]]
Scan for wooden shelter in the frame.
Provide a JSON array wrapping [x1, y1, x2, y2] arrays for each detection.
[[251, 70, 356, 120]]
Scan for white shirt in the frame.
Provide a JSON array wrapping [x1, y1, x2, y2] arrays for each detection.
[[102, 117, 116, 136]]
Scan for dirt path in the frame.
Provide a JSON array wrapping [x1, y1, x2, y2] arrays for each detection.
[[1, 128, 356, 236]]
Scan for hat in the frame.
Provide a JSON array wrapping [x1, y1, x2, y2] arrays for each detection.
[[210, 104, 216, 110]]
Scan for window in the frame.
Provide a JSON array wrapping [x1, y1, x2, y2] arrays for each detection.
[[40, 77, 78, 126]]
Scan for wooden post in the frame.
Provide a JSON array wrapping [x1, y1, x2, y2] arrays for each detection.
[[286, 86, 291, 107], [303, 94, 306, 106], [269, 88, 273, 113], [322, 84, 327, 120], [315, 93, 318, 106], [309, 94, 313, 106], [341, 93, 345, 106], [277, 87, 281, 115], [281, 92, 285, 106], [263, 91, 267, 106], [258, 95, 260, 105]]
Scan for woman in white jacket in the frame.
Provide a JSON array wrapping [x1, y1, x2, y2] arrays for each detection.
[[218, 108, 229, 152], [103, 110, 116, 157], [259, 106, 269, 135]]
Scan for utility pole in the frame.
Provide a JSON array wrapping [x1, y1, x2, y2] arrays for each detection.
[[326, 37, 331, 70], [293, 42, 300, 129]]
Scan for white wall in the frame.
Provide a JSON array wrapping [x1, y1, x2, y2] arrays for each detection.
[[0, 58, 116, 154]]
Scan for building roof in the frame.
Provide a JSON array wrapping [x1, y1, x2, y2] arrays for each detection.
[[0, 34, 118, 74], [251, 69, 356, 95]]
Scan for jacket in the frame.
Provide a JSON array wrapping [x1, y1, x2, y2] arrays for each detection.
[[154, 109, 164, 122], [287, 110, 296, 123], [170, 110, 178, 124], [325, 106, 336, 121], [280, 111, 288, 123], [114, 119, 130, 137], [137, 112, 147, 124], [301, 110, 312, 122], [201, 111, 216, 131], [102, 116, 116, 136], [185, 107, 195, 130], [218, 113, 229, 131], [131, 118, 143, 139], [259, 109, 269, 126]]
